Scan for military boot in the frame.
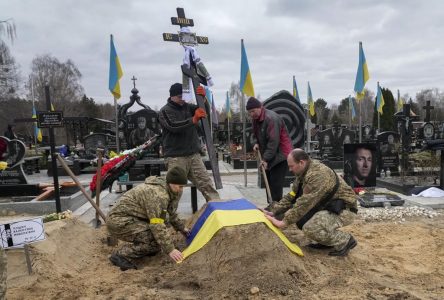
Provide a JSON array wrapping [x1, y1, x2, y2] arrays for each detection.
[[328, 236, 357, 256], [109, 253, 137, 271]]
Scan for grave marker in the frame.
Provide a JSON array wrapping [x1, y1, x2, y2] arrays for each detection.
[[163, 7, 221, 189]]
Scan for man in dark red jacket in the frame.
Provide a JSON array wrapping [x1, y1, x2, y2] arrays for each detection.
[[246, 97, 293, 202]]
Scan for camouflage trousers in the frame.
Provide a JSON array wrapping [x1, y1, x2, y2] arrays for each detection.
[[107, 215, 160, 260], [166, 153, 220, 202], [0, 247, 6, 300], [302, 210, 356, 250]]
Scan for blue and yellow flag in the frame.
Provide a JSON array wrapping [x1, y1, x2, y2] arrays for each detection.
[[109, 34, 123, 99], [293, 76, 300, 103], [205, 87, 218, 125], [307, 82, 315, 117], [354, 41, 370, 100], [376, 82, 385, 114], [240, 39, 255, 97], [397, 89, 404, 112], [182, 199, 303, 261], [226, 91, 231, 119], [32, 105, 42, 142], [349, 95, 356, 119]]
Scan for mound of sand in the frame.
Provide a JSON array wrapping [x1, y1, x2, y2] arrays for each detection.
[[6, 213, 444, 299]]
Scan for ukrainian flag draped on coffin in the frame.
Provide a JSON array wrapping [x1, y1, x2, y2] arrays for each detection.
[[181, 199, 303, 260]]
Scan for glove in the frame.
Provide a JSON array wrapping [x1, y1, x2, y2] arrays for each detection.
[[192, 108, 207, 124], [196, 86, 206, 97]]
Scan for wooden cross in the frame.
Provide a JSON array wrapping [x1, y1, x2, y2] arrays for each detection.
[[162, 8, 209, 46], [423, 100, 434, 122], [162, 7, 222, 189], [131, 76, 137, 89]]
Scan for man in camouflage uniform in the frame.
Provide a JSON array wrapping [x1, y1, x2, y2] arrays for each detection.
[[107, 166, 189, 270], [0, 247, 6, 300], [158, 83, 220, 202], [264, 149, 358, 256]]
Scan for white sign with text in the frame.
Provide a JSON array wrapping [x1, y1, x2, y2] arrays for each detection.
[[0, 217, 45, 249]]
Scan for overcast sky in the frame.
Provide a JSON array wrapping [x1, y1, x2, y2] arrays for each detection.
[[3, 0, 444, 110]]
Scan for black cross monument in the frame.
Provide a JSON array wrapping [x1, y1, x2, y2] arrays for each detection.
[[163, 7, 222, 189]]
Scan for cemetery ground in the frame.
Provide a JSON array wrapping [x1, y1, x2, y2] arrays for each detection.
[[1, 170, 444, 299]]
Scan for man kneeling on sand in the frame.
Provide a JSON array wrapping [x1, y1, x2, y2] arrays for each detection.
[[107, 166, 189, 270], [264, 149, 359, 256]]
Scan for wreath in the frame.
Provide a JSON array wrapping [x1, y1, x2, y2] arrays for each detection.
[[89, 135, 160, 197]]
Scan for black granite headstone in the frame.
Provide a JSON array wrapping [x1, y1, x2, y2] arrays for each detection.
[[377, 131, 400, 176], [126, 109, 158, 149], [0, 136, 28, 185], [83, 133, 113, 158], [362, 125, 374, 141], [343, 143, 377, 188]]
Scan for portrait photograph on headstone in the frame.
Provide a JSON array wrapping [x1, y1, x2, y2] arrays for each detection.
[[377, 131, 400, 176], [343, 143, 377, 188]]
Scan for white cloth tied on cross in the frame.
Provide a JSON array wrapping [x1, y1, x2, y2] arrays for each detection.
[[181, 27, 214, 102]]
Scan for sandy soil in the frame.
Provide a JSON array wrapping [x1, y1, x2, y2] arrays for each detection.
[[4, 212, 444, 300]]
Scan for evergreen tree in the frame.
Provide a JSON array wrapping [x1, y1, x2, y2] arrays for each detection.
[[372, 87, 396, 131]]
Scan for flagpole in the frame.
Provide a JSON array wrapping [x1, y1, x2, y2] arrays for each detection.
[[227, 91, 231, 151], [114, 97, 120, 154], [31, 77, 38, 154], [241, 92, 247, 187], [349, 96, 352, 129], [359, 99, 362, 143], [305, 108, 310, 153]]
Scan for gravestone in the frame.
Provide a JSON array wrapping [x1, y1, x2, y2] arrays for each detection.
[[377, 131, 400, 176], [394, 104, 419, 174], [118, 83, 159, 154], [83, 133, 114, 158], [318, 128, 335, 159], [341, 128, 356, 145], [362, 125, 374, 142], [343, 143, 377, 188], [0, 137, 40, 196]]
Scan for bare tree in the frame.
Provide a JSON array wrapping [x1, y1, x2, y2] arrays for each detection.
[[0, 40, 20, 99], [0, 19, 16, 44], [27, 54, 84, 109]]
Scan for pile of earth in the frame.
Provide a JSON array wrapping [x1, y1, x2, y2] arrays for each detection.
[[6, 212, 444, 299]]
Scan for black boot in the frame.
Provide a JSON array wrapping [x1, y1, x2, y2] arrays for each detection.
[[328, 236, 357, 256], [109, 253, 137, 271], [307, 243, 334, 249]]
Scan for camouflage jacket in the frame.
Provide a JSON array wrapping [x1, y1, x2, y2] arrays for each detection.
[[108, 176, 184, 254], [271, 160, 357, 226]]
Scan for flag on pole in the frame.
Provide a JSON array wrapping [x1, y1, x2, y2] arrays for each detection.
[[293, 76, 300, 103], [376, 82, 385, 114], [397, 89, 404, 112], [349, 95, 356, 119], [307, 82, 315, 117], [354, 41, 370, 100], [240, 39, 255, 97], [205, 87, 218, 125], [32, 105, 42, 142], [109, 34, 123, 99], [226, 91, 232, 119]]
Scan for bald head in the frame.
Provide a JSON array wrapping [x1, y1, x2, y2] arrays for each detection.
[[289, 148, 310, 162], [287, 148, 310, 176]]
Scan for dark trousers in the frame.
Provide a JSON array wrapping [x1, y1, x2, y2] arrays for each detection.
[[265, 160, 288, 202]]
